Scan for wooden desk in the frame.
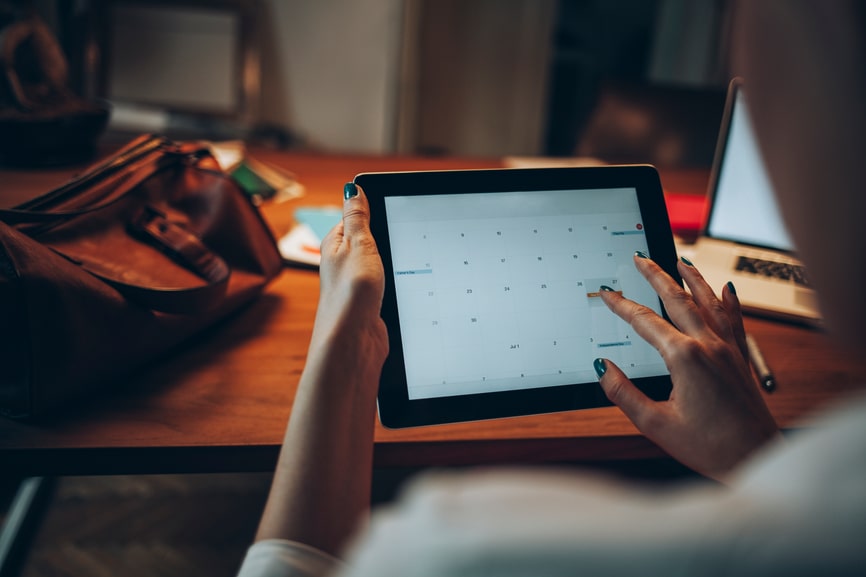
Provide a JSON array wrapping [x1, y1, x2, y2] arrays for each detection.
[[2, 152, 865, 476]]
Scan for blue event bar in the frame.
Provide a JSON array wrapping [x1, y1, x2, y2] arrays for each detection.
[[395, 269, 434, 276]]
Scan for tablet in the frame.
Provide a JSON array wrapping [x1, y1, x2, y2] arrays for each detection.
[[357, 166, 680, 428]]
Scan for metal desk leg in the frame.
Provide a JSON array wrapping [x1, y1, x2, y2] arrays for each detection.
[[0, 477, 56, 577]]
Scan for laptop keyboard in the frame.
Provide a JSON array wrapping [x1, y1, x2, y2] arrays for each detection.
[[735, 256, 811, 287]]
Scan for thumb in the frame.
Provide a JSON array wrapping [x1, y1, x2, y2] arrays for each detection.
[[594, 358, 657, 432], [342, 182, 372, 237]]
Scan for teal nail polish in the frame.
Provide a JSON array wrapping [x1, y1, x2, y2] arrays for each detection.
[[726, 280, 737, 295], [635, 250, 649, 259], [344, 182, 359, 200], [599, 285, 614, 292], [593, 358, 607, 378], [680, 256, 694, 266]]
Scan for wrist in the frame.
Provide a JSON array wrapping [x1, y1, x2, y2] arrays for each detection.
[[305, 309, 388, 396]]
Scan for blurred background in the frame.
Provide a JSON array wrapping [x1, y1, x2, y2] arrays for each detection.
[[3, 0, 734, 167]]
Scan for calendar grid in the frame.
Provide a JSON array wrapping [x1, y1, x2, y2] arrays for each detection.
[[386, 189, 668, 400]]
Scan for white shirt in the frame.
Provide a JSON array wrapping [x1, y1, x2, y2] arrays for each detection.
[[237, 394, 866, 577]]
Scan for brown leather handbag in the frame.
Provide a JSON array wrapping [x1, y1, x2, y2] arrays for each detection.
[[0, 134, 283, 419]]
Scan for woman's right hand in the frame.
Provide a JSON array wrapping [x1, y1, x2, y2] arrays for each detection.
[[596, 254, 779, 482]]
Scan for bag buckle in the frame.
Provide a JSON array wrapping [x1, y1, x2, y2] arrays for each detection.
[[129, 206, 229, 283]]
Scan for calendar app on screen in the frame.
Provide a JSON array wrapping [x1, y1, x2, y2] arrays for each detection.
[[385, 188, 668, 400]]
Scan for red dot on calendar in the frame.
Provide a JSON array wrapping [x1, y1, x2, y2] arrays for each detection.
[[636, 223, 643, 230]]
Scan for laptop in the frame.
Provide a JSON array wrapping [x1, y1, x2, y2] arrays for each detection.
[[684, 77, 822, 325]]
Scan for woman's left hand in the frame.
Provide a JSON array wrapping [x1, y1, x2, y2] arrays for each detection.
[[314, 182, 388, 360], [255, 183, 388, 555]]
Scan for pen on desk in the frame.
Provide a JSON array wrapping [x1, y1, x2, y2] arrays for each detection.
[[745, 333, 776, 393]]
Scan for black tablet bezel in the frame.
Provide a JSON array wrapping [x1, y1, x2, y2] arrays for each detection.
[[357, 165, 680, 428]]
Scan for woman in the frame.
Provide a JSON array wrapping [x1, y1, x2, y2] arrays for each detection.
[[238, 2, 866, 575]]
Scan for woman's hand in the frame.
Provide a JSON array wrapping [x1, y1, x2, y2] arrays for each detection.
[[255, 183, 387, 555], [596, 254, 779, 482], [313, 183, 388, 360]]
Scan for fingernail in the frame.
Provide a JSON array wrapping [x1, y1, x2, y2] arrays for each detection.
[[344, 182, 359, 200], [635, 250, 649, 259], [599, 285, 614, 292], [680, 256, 694, 266], [726, 280, 737, 295], [593, 358, 607, 378]]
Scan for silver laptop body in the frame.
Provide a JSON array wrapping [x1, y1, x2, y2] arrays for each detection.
[[687, 78, 821, 325]]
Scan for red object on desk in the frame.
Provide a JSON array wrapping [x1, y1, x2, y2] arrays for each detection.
[[664, 192, 707, 237]]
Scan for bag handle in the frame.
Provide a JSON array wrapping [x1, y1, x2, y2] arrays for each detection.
[[0, 137, 197, 229], [14, 134, 166, 211]]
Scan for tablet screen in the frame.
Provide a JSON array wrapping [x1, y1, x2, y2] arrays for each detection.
[[384, 187, 668, 401], [360, 166, 677, 427]]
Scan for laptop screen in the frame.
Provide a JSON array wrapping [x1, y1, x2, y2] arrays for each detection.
[[706, 87, 795, 252]]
